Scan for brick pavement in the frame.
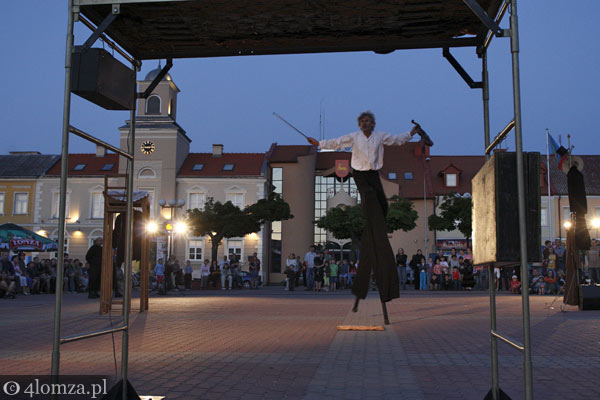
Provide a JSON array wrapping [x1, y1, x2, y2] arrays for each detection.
[[0, 288, 599, 399]]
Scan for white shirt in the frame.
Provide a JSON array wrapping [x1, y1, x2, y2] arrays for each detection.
[[319, 131, 411, 171]]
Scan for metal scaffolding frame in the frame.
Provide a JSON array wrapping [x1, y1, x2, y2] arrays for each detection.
[[54, 1, 534, 399]]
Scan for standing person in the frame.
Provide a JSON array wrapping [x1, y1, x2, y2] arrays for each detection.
[[153, 258, 166, 294], [285, 261, 296, 292], [303, 245, 317, 291], [249, 256, 260, 289], [554, 239, 566, 272], [285, 253, 297, 290], [183, 260, 193, 290], [85, 238, 103, 299], [396, 248, 408, 290], [308, 111, 421, 305], [329, 259, 339, 292], [462, 260, 475, 291], [314, 258, 325, 292], [347, 261, 357, 288], [200, 259, 210, 289], [339, 259, 349, 289], [409, 250, 426, 291]]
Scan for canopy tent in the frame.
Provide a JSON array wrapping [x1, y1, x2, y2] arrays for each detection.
[[0, 223, 58, 252]]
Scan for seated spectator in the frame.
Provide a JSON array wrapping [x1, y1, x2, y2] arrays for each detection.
[[1, 252, 17, 298], [531, 271, 545, 295], [544, 269, 557, 294], [430, 273, 440, 290], [510, 275, 521, 294], [221, 262, 232, 290], [443, 274, 452, 290], [25, 261, 40, 294], [557, 270, 566, 294]]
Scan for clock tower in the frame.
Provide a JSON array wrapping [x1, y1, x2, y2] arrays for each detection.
[[118, 65, 191, 219]]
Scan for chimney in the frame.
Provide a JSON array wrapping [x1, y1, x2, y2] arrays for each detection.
[[212, 144, 223, 157], [96, 145, 106, 157]]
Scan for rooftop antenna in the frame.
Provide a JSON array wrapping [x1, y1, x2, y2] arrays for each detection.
[[319, 99, 325, 141]]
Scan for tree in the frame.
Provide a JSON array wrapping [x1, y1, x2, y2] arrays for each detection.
[[386, 195, 419, 233], [188, 198, 260, 262], [315, 204, 364, 261], [315, 196, 418, 261], [187, 194, 292, 262], [428, 193, 472, 239], [245, 192, 293, 225]]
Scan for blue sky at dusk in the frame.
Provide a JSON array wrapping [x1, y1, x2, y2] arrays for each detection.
[[2, 1, 598, 156]]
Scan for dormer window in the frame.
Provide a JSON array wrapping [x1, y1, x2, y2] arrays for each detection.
[[440, 163, 462, 188], [101, 163, 114, 171], [404, 172, 413, 180], [387, 172, 397, 180], [192, 163, 204, 171], [73, 163, 86, 171], [223, 164, 234, 171], [445, 173, 457, 187], [146, 95, 161, 114]]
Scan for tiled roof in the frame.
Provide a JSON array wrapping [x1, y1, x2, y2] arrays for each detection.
[[0, 154, 60, 178], [543, 155, 600, 195], [269, 145, 314, 163], [178, 153, 265, 177], [45, 154, 119, 176]]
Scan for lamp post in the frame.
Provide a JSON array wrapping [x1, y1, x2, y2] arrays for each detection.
[[158, 198, 187, 260]]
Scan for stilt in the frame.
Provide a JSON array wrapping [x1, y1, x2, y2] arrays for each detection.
[[381, 301, 390, 325], [352, 296, 360, 312]]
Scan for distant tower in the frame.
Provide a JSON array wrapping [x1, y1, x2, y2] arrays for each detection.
[[118, 64, 191, 218]]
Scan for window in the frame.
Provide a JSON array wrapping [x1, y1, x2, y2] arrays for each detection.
[[52, 231, 69, 256], [73, 164, 86, 171], [192, 163, 204, 171], [227, 193, 244, 208], [445, 173, 457, 187], [0, 192, 4, 215], [563, 206, 571, 222], [223, 164, 235, 171], [404, 172, 413, 180], [13, 193, 29, 215], [52, 192, 70, 219], [271, 220, 282, 273], [188, 192, 206, 211], [101, 163, 114, 171], [226, 239, 243, 261], [187, 239, 204, 261], [313, 175, 360, 245], [272, 167, 283, 194], [91, 192, 104, 219], [147, 95, 161, 114], [387, 172, 397, 180], [541, 208, 548, 227], [138, 168, 156, 178]]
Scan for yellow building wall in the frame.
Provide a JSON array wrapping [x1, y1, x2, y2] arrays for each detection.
[[0, 180, 36, 226]]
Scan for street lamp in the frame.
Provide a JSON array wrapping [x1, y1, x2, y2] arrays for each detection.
[[159, 198, 187, 260], [563, 220, 572, 230]]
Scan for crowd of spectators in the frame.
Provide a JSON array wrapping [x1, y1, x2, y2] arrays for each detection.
[[0, 251, 90, 299]]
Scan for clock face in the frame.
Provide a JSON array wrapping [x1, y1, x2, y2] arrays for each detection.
[[141, 141, 155, 155]]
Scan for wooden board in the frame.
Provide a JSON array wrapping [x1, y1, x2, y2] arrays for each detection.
[[337, 325, 384, 331]]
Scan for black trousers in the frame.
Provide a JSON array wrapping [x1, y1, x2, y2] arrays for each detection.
[[352, 170, 400, 303]]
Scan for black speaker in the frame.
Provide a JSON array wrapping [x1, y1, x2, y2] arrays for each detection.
[[472, 152, 541, 264], [71, 47, 135, 110], [579, 284, 600, 310]]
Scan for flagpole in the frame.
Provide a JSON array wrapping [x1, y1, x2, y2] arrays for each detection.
[[546, 129, 552, 242]]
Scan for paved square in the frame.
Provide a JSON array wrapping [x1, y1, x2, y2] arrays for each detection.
[[1, 288, 599, 399]]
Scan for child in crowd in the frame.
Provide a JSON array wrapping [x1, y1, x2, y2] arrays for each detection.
[[510, 275, 521, 294]]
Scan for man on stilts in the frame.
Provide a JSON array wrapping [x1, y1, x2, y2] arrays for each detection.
[[307, 111, 431, 324]]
